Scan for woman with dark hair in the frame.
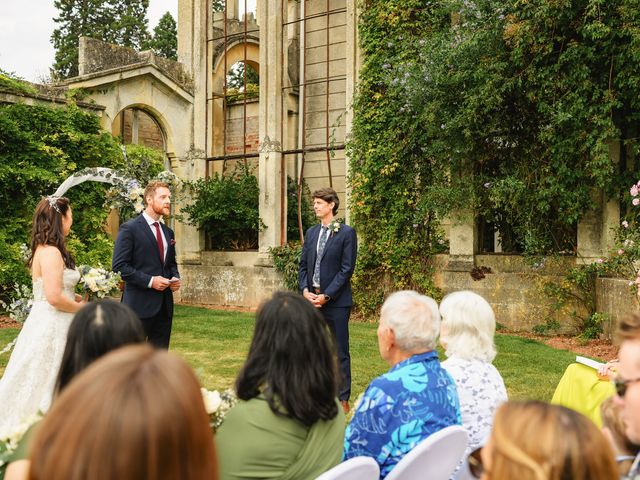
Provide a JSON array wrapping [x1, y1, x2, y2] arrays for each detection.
[[216, 291, 345, 480], [53, 299, 145, 393], [4, 300, 145, 480], [0, 196, 84, 436], [27, 345, 219, 480]]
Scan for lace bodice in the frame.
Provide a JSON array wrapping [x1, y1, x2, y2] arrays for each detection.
[[32, 268, 81, 302]]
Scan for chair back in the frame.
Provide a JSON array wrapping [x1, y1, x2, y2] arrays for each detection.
[[314, 456, 380, 480], [384, 425, 468, 480]]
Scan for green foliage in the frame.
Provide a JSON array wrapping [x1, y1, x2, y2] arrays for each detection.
[[226, 83, 260, 103], [349, 0, 640, 312], [227, 62, 260, 89], [52, 0, 150, 78], [212, 0, 225, 13], [146, 12, 177, 60], [0, 102, 136, 299], [286, 176, 315, 243], [182, 165, 265, 250], [581, 312, 610, 340], [114, 144, 166, 221], [269, 243, 302, 291], [532, 319, 561, 336], [0, 70, 38, 96]]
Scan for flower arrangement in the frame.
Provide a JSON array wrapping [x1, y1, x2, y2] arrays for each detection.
[[78, 266, 122, 300], [0, 284, 32, 323], [201, 388, 237, 431], [105, 170, 183, 220], [328, 219, 341, 235], [105, 178, 146, 215], [0, 412, 41, 474]]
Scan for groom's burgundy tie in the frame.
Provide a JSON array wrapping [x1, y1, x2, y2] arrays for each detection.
[[153, 222, 164, 264]]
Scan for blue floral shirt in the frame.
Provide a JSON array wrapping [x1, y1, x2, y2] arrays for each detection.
[[343, 351, 461, 478]]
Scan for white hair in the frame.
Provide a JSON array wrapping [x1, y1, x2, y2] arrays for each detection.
[[439, 290, 497, 362], [380, 290, 440, 352]]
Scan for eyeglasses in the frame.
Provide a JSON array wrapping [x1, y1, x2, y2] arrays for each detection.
[[613, 376, 640, 398], [468, 447, 484, 479]]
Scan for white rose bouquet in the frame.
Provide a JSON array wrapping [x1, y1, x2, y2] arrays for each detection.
[[201, 388, 237, 432], [78, 266, 122, 300]]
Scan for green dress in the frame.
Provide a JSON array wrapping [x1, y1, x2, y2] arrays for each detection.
[[216, 397, 345, 480], [551, 363, 615, 427]]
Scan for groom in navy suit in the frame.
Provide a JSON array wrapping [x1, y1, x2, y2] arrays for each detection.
[[298, 187, 358, 412], [113, 181, 180, 349]]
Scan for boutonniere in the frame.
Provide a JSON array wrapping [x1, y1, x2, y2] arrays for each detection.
[[328, 219, 341, 236], [170, 239, 176, 246]]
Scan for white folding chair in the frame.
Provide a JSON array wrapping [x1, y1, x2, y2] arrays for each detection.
[[384, 425, 469, 480], [314, 456, 380, 480]]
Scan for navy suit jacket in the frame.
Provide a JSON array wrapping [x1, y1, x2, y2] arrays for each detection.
[[298, 223, 357, 308], [112, 215, 179, 319]]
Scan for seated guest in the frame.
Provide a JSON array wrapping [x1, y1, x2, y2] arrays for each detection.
[[551, 357, 616, 427], [28, 345, 218, 480], [216, 291, 345, 480], [475, 400, 618, 480], [439, 290, 508, 453], [600, 396, 640, 476], [344, 290, 461, 479], [4, 300, 145, 480]]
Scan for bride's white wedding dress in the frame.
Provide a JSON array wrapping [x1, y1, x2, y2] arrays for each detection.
[[0, 268, 80, 437]]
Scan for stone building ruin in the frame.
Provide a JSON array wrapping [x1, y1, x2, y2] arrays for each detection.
[[4, 0, 630, 330]]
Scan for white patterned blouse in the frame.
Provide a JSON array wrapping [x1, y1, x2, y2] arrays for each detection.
[[441, 357, 508, 452]]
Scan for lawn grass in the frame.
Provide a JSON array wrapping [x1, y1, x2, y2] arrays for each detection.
[[0, 305, 583, 400]]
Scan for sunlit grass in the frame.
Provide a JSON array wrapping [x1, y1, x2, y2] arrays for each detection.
[[0, 305, 582, 400]]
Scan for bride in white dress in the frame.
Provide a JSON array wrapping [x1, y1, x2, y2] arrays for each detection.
[[0, 196, 85, 437]]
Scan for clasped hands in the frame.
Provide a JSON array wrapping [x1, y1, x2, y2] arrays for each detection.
[[303, 289, 328, 308], [152, 276, 181, 292]]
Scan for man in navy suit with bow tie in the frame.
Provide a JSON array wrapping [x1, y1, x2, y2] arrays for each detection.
[[113, 181, 181, 349], [298, 187, 358, 412]]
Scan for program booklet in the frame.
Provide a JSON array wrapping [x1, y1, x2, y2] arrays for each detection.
[[575, 355, 605, 370]]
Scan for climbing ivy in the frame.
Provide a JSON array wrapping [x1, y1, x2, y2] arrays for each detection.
[[349, 0, 640, 314]]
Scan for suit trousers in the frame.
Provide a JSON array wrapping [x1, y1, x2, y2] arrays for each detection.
[[140, 293, 173, 349], [321, 306, 351, 401]]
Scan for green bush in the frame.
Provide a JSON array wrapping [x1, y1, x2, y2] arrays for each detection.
[[182, 165, 265, 250], [349, 0, 640, 312], [286, 176, 315, 243], [269, 242, 302, 291], [0, 102, 165, 304]]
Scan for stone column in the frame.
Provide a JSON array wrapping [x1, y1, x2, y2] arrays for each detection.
[[577, 141, 621, 263], [344, 0, 359, 225], [176, 0, 209, 259], [256, 0, 285, 264], [448, 210, 477, 270]]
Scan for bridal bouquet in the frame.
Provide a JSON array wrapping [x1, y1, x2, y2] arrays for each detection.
[[78, 266, 122, 299], [201, 388, 237, 432]]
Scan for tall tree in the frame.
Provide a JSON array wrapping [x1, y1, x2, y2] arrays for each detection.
[[146, 12, 177, 60], [109, 0, 150, 49], [51, 0, 110, 78], [51, 0, 150, 79]]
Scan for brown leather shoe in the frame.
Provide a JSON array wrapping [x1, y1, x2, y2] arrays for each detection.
[[341, 400, 350, 414]]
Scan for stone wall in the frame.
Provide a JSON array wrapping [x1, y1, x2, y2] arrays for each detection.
[[179, 252, 283, 307], [179, 251, 637, 337], [596, 277, 639, 338], [78, 37, 193, 93]]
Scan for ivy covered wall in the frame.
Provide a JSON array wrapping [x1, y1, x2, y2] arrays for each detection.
[[348, 0, 640, 314]]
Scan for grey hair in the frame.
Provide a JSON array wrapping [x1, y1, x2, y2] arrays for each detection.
[[439, 290, 497, 362], [380, 290, 441, 352]]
